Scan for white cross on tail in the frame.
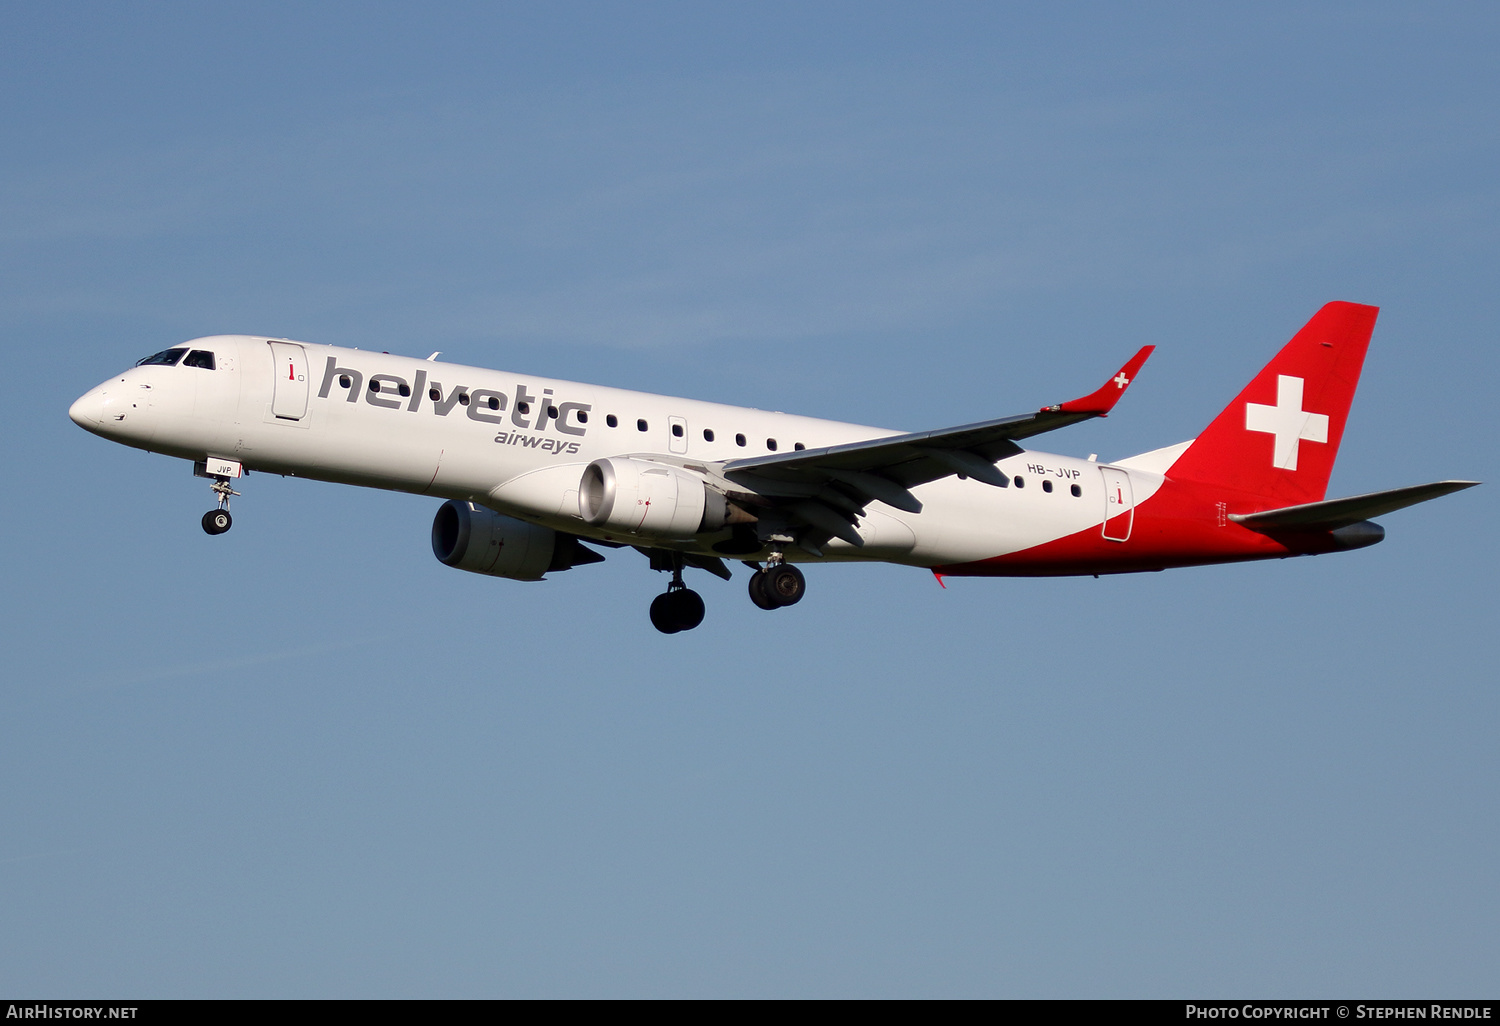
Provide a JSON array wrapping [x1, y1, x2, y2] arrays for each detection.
[[1244, 374, 1329, 471]]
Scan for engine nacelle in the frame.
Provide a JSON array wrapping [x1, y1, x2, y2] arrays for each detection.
[[432, 500, 601, 581], [579, 457, 726, 538]]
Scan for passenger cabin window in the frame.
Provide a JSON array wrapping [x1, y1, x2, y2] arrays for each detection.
[[794, 442, 805, 451], [671, 423, 684, 438], [136, 348, 186, 367], [637, 419, 648, 432], [735, 433, 746, 447], [703, 428, 715, 442], [766, 438, 778, 451], [1042, 479, 1053, 493], [1071, 484, 1082, 498], [1014, 475, 1025, 488], [182, 350, 216, 370], [606, 415, 618, 428]]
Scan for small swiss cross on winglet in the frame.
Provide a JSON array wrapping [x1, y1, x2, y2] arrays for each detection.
[[1050, 345, 1155, 416]]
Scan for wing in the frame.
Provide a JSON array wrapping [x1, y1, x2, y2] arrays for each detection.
[[713, 346, 1154, 550]]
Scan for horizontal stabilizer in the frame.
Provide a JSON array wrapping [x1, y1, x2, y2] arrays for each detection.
[[1229, 480, 1478, 532]]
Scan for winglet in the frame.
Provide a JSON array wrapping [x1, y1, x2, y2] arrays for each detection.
[[1050, 345, 1154, 415]]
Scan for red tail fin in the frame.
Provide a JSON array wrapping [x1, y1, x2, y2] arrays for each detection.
[[1167, 302, 1377, 506]]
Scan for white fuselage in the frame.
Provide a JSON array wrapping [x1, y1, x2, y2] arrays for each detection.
[[70, 335, 1162, 568]]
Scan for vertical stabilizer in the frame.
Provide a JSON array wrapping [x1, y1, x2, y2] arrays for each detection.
[[1167, 302, 1377, 506]]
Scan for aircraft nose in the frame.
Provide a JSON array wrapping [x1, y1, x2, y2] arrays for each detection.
[[69, 388, 105, 428]]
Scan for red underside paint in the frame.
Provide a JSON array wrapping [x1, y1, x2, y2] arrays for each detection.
[[931, 477, 1345, 577]]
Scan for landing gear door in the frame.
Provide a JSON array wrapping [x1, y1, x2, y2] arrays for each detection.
[[1100, 465, 1134, 542], [268, 341, 309, 420]]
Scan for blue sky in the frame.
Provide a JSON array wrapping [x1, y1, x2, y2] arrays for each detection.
[[1, 2, 1495, 997]]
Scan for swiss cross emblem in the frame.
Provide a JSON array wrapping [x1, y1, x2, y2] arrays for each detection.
[[1244, 375, 1329, 470]]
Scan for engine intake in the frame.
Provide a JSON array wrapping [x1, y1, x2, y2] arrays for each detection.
[[578, 457, 727, 538], [432, 500, 603, 581]]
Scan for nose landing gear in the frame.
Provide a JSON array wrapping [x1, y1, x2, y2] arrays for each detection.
[[201, 475, 239, 536]]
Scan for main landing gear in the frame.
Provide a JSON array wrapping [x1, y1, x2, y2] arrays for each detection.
[[201, 476, 239, 536], [650, 585, 706, 634], [747, 560, 805, 611], [645, 549, 809, 634], [650, 554, 706, 635]]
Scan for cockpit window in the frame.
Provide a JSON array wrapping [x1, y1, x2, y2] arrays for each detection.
[[183, 350, 216, 370], [136, 348, 187, 367]]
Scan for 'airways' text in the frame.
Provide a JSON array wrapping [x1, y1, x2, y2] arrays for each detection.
[[494, 432, 581, 454]]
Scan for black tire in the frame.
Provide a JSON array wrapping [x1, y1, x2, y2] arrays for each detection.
[[748, 570, 779, 610], [202, 510, 232, 535], [765, 564, 805, 606], [672, 589, 706, 631], [649, 592, 682, 634]]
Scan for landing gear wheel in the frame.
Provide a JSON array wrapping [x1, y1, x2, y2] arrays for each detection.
[[672, 589, 705, 631], [650, 588, 706, 634], [764, 564, 805, 606], [650, 593, 682, 634], [202, 509, 232, 535], [748, 564, 805, 609], [748, 570, 779, 610]]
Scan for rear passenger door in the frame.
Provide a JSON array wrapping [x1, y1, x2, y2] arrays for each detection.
[[1099, 465, 1134, 542]]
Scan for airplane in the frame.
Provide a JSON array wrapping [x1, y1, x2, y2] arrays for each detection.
[[68, 301, 1476, 633]]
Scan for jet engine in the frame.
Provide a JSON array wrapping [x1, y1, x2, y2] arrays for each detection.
[[578, 457, 730, 538], [431, 500, 603, 581]]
